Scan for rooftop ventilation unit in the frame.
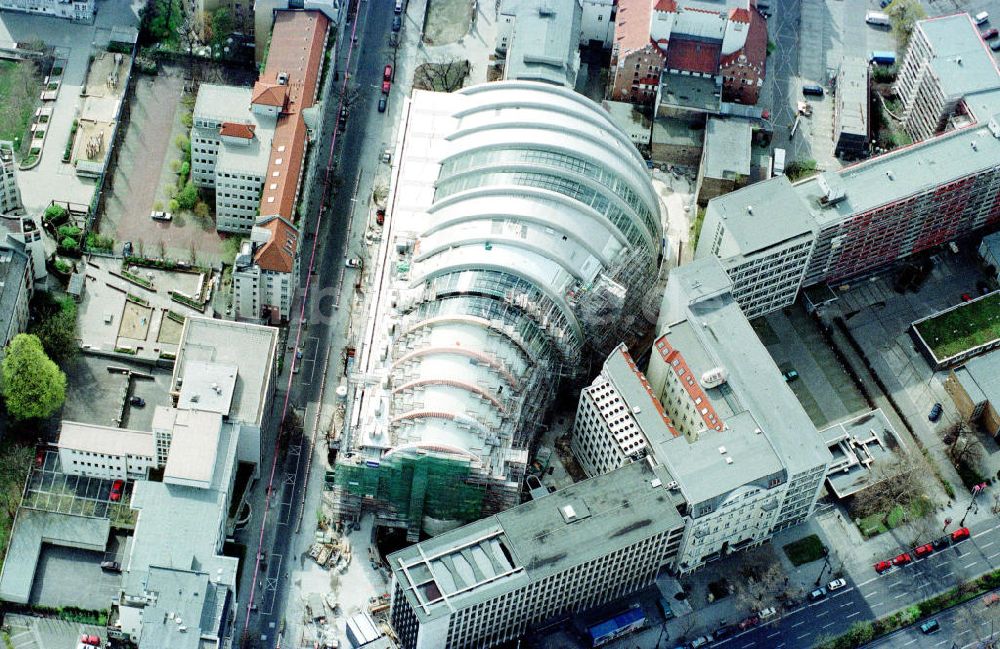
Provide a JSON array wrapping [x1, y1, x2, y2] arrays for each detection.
[[718, 446, 727, 454], [725, 457, 734, 464], [277, 71, 289, 85], [666, 481, 679, 490], [700, 367, 728, 388]]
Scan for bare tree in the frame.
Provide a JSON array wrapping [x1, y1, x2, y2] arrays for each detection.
[[733, 547, 793, 613], [850, 452, 928, 520], [413, 59, 471, 92], [948, 422, 986, 472]]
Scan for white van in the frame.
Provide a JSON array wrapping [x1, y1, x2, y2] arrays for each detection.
[[865, 11, 890, 26], [977, 11, 990, 25], [394, 0, 403, 13]]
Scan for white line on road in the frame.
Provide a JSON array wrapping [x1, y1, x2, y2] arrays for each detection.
[[942, 571, 955, 578], [816, 610, 829, 617], [791, 620, 805, 628], [894, 592, 907, 599], [982, 541, 996, 549], [934, 641, 948, 647], [823, 622, 835, 629], [866, 591, 880, 597], [857, 577, 877, 587], [767, 632, 781, 639], [742, 643, 754, 649], [841, 602, 855, 608], [846, 612, 861, 618], [957, 551, 970, 558], [974, 526, 997, 538], [903, 639, 916, 646], [796, 634, 810, 640], [990, 552, 1000, 560], [964, 561, 979, 569]]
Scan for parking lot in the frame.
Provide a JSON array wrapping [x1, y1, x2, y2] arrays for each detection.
[[5, 613, 108, 649], [61, 353, 173, 431], [29, 544, 122, 609]]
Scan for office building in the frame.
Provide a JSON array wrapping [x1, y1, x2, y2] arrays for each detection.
[[608, 0, 767, 106], [698, 115, 1000, 317], [0, 237, 32, 348], [332, 81, 664, 540], [497, 0, 582, 87], [190, 10, 329, 233], [387, 459, 685, 649], [0, 0, 93, 21], [232, 215, 300, 322], [947, 351, 1000, 437], [696, 116, 751, 204], [572, 258, 831, 572], [0, 141, 23, 215], [57, 422, 157, 480], [894, 13, 1000, 141]]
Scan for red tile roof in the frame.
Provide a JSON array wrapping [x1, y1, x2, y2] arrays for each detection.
[[254, 215, 299, 273], [614, 0, 655, 57], [666, 38, 721, 75], [654, 335, 725, 433], [720, 9, 767, 104], [654, 0, 677, 12], [619, 346, 681, 438], [728, 6, 750, 22], [219, 122, 256, 139], [251, 82, 287, 108], [258, 10, 329, 222]]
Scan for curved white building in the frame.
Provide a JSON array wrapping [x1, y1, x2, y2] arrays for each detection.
[[335, 82, 664, 538]]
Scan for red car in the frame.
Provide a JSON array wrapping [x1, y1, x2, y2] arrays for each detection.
[[738, 615, 760, 630], [874, 560, 892, 573], [81, 635, 100, 646], [984, 28, 999, 39], [962, 293, 973, 302], [384, 64, 393, 81], [952, 527, 971, 542], [893, 552, 912, 566], [913, 543, 934, 558], [382, 80, 391, 93], [35, 449, 45, 469], [376, 208, 385, 225], [109, 479, 124, 502]]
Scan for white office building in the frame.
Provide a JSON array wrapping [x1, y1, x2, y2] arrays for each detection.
[[572, 257, 831, 573], [0, 0, 93, 21], [57, 422, 157, 480]]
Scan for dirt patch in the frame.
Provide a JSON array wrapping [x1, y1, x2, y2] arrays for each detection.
[[156, 313, 184, 344], [423, 0, 473, 45], [118, 301, 152, 341]]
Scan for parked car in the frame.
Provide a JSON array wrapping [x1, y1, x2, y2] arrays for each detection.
[[893, 552, 912, 566], [714, 625, 736, 639], [932, 537, 950, 550], [758, 606, 777, 619], [151, 211, 173, 221], [688, 635, 713, 649], [919, 619, 940, 634], [983, 28, 999, 39], [951, 527, 971, 542], [378, 96, 387, 113], [879, 0, 891, 6], [983, 592, 1000, 607], [962, 292, 973, 302], [101, 561, 122, 572], [782, 368, 799, 382], [827, 578, 847, 591], [109, 479, 124, 502], [928, 403, 943, 422], [874, 560, 892, 573], [382, 80, 391, 93], [808, 587, 827, 601], [81, 635, 100, 646], [129, 396, 145, 407], [123, 241, 133, 257], [392, 15, 401, 31], [913, 543, 934, 558], [738, 616, 760, 630], [384, 64, 393, 81], [802, 84, 825, 97], [346, 258, 363, 269]]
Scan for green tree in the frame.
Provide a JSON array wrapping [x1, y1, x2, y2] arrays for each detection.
[[176, 181, 199, 210], [29, 296, 78, 366], [211, 8, 233, 44], [887, 0, 926, 48], [1, 334, 66, 420]]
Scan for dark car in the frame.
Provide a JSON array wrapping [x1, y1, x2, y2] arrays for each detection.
[[984, 28, 1000, 39], [101, 560, 122, 572], [874, 560, 892, 573], [123, 241, 133, 257], [952, 527, 971, 542], [913, 543, 934, 558], [109, 479, 124, 502], [378, 96, 387, 113], [802, 84, 825, 97], [993, 39, 1000, 51], [713, 625, 736, 639], [129, 396, 145, 407], [808, 587, 827, 601], [392, 15, 401, 31], [893, 552, 912, 566], [932, 537, 950, 550], [929, 403, 943, 422], [920, 619, 940, 634]]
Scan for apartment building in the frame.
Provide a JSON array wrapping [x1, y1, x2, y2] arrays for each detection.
[[572, 258, 831, 573], [57, 423, 157, 480], [894, 14, 1000, 141], [388, 459, 686, 649], [0, 141, 23, 215], [608, 0, 767, 106], [0, 0, 93, 21], [232, 215, 300, 322], [190, 10, 328, 233]]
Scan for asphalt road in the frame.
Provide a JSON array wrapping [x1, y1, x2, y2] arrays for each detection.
[[704, 523, 1000, 649], [231, 0, 397, 643]]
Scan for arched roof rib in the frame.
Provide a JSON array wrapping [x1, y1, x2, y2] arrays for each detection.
[[392, 379, 507, 411], [415, 237, 588, 284], [390, 346, 522, 391]]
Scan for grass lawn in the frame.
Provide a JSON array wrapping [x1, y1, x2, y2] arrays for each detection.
[[915, 292, 1000, 359], [783, 534, 827, 566], [857, 498, 935, 539], [0, 60, 41, 146], [0, 442, 34, 574]]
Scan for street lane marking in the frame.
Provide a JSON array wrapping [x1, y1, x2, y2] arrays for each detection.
[[858, 577, 876, 587], [942, 571, 954, 578], [964, 561, 979, 569], [742, 643, 754, 648], [866, 591, 879, 597], [893, 592, 907, 599], [934, 641, 948, 647], [823, 622, 835, 629], [903, 640, 916, 646], [841, 602, 854, 608], [791, 620, 805, 628], [990, 552, 1000, 560], [796, 634, 810, 640], [816, 610, 828, 617], [846, 612, 860, 618], [982, 541, 996, 549], [767, 632, 781, 639]]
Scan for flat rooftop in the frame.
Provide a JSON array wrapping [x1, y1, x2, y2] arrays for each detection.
[[822, 409, 900, 498], [836, 57, 869, 138], [660, 74, 721, 113], [703, 117, 751, 180], [172, 317, 278, 427], [503, 0, 581, 87], [159, 408, 224, 486], [918, 14, 1000, 100], [955, 350, 1000, 407], [177, 361, 238, 415], [58, 421, 155, 458], [705, 175, 815, 255], [389, 459, 683, 623]]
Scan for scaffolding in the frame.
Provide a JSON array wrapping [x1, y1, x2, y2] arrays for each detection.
[[331, 448, 518, 541]]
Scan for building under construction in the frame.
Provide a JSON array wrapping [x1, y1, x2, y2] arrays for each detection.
[[331, 82, 665, 540]]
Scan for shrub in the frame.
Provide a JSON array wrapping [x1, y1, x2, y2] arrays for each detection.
[[168, 198, 180, 213], [60, 237, 79, 250], [57, 225, 81, 240], [85, 233, 114, 252], [194, 201, 210, 218], [176, 182, 199, 210], [44, 204, 68, 225], [175, 134, 190, 155], [170, 159, 181, 173], [179, 161, 190, 178], [53, 258, 71, 274]]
